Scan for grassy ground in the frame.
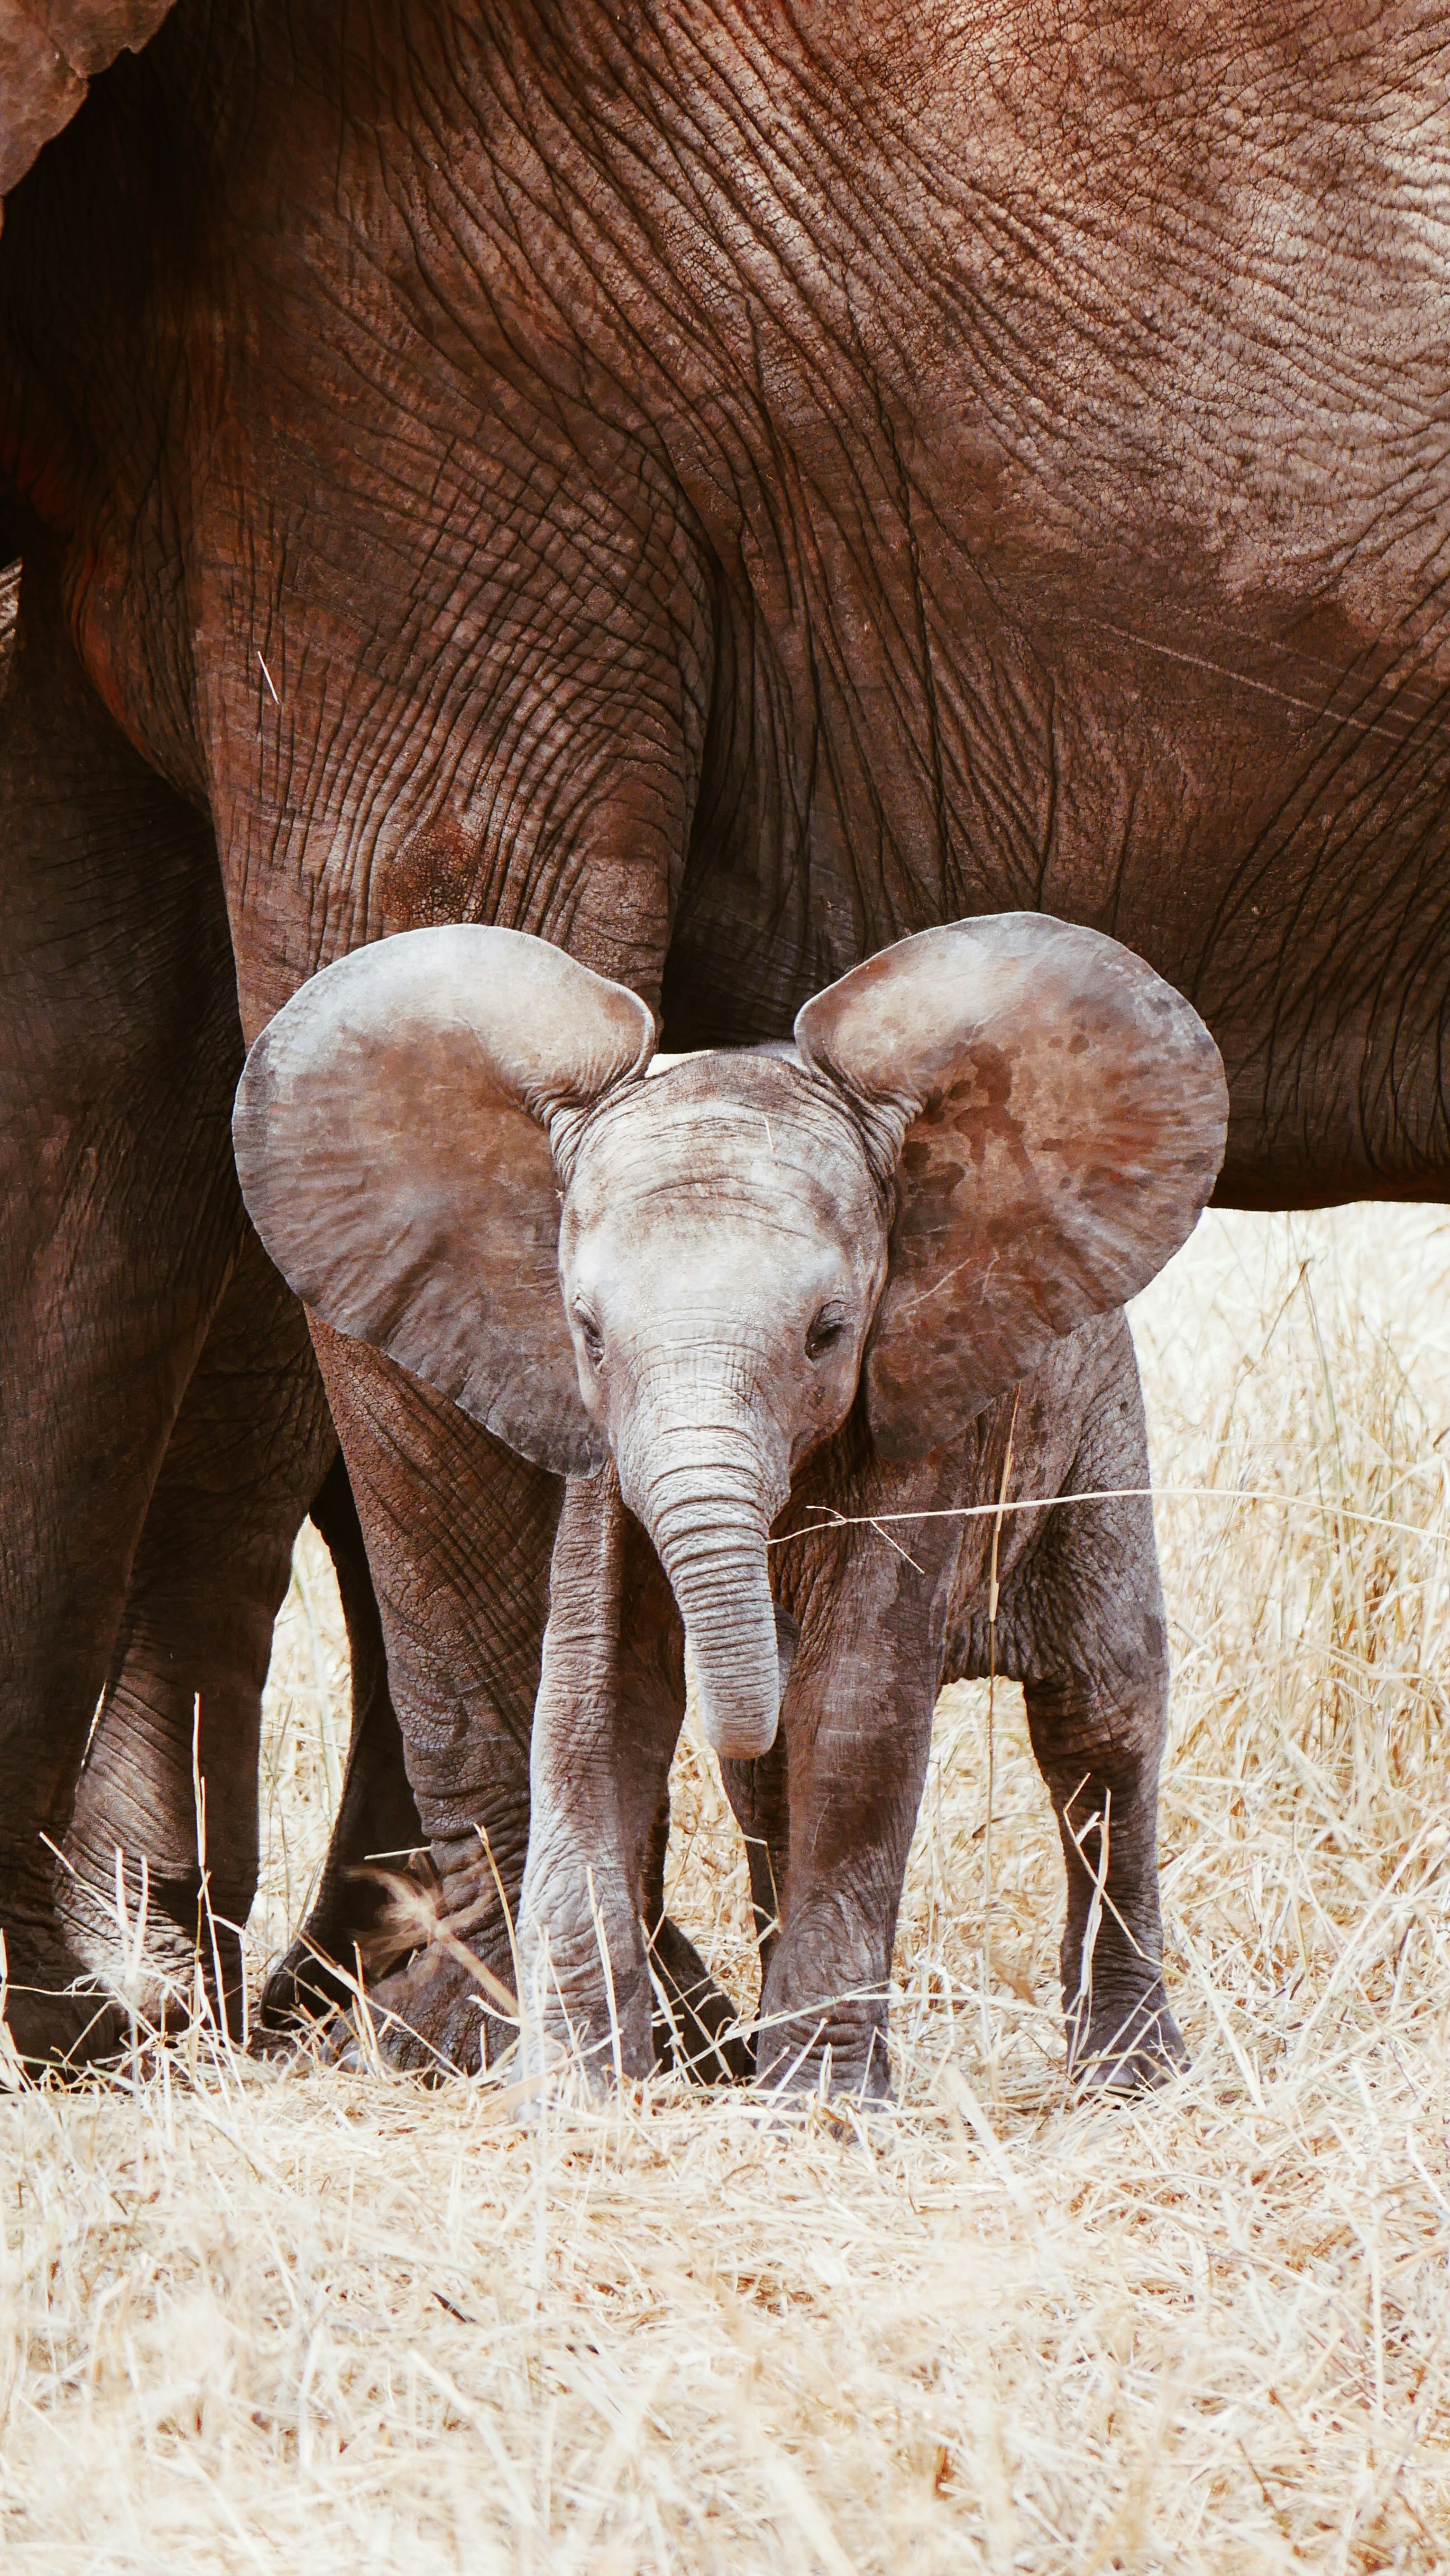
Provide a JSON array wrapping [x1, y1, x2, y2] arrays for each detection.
[[3, 1207, 1450, 2570]]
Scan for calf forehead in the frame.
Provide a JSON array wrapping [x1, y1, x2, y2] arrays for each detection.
[[570, 1055, 878, 1219]]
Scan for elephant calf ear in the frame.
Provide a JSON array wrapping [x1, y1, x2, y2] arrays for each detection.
[[795, 914, 1228, 1460], [233, 926, 654, 1474]]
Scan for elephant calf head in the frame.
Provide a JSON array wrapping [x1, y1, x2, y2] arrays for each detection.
[[234, 916, 1227, 1764]]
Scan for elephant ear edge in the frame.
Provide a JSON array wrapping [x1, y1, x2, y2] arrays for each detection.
[[795, 913, 1228, 1460], [233, 925, 656, 1476]]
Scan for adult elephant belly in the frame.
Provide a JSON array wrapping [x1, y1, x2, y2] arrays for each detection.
[[636, 3, 1450, 1215]]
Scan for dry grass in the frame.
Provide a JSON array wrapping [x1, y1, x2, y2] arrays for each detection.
[[4, 1207, 1450, 2570]]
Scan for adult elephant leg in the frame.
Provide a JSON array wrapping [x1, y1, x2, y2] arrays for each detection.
[[259, 1447, 422, 2028], [60, 1221, 334, 2037], [212, 642, 710, 2073], [519, 1466, 692, 2086], [309, 1326, 559, 2075], [176, 174, 714, 2066], [0, 544, 242, 2065]]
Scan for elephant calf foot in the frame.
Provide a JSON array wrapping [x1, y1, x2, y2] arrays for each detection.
[[512, 1905, 748, 2095], [1064, 1976, 1189, 2095]]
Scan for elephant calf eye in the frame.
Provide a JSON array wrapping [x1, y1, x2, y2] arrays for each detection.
[[575, 1309, 604, 1365], [806, 1308, 846, 1360]]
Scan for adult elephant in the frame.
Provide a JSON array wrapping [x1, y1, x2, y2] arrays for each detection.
[[2, 0, 1448, 2063]]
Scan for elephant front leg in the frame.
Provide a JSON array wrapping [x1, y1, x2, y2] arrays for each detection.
[[520, 1469, 691, 2088], [754, 1600, 939, 2103], [309, 1327, 556, 2076]]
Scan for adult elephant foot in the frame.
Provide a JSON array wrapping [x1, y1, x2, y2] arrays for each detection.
[[323, 1950, 501, 2079], [61, 1224, 336, 2044], [1065, 1981, 1190, 2096], [0, 1920, 125, 2074], [309, 1835, 522, 2077]]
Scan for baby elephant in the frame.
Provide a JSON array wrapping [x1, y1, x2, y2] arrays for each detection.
[[236, 914, 1227, 2096]]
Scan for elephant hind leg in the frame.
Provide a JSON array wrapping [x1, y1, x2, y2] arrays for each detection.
[[258, 1449, 423, 2032], [720, 1729, 790, 1972], [61, 1225, 335, 2039], [0, 540, 244, 2064], [979, 1324, 1185, 2091], [1021, 1657, 1185, 2094], [640, 1793, 752, 2083]]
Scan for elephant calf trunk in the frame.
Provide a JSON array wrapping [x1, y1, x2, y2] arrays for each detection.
[[636, 1470, 785, 1762]]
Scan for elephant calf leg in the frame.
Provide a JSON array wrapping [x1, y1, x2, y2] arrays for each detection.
[[719, 1728, 790, 2073], [751, 1609, 938, 2103], [639, 1792, 753, 2083], [521, 1468, 723, 2086], [993, 1349, 1185, 2090], [750, 1763, 930, 2102], [1022, 1664, 1185, 2091]]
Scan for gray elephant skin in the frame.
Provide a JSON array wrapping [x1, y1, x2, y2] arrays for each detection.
[[236, 914, 1228, 2094], [2, 3, 1448, 2064]]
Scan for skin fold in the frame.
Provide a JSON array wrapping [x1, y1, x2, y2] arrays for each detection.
[[3, 3, 1450, 2061]]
